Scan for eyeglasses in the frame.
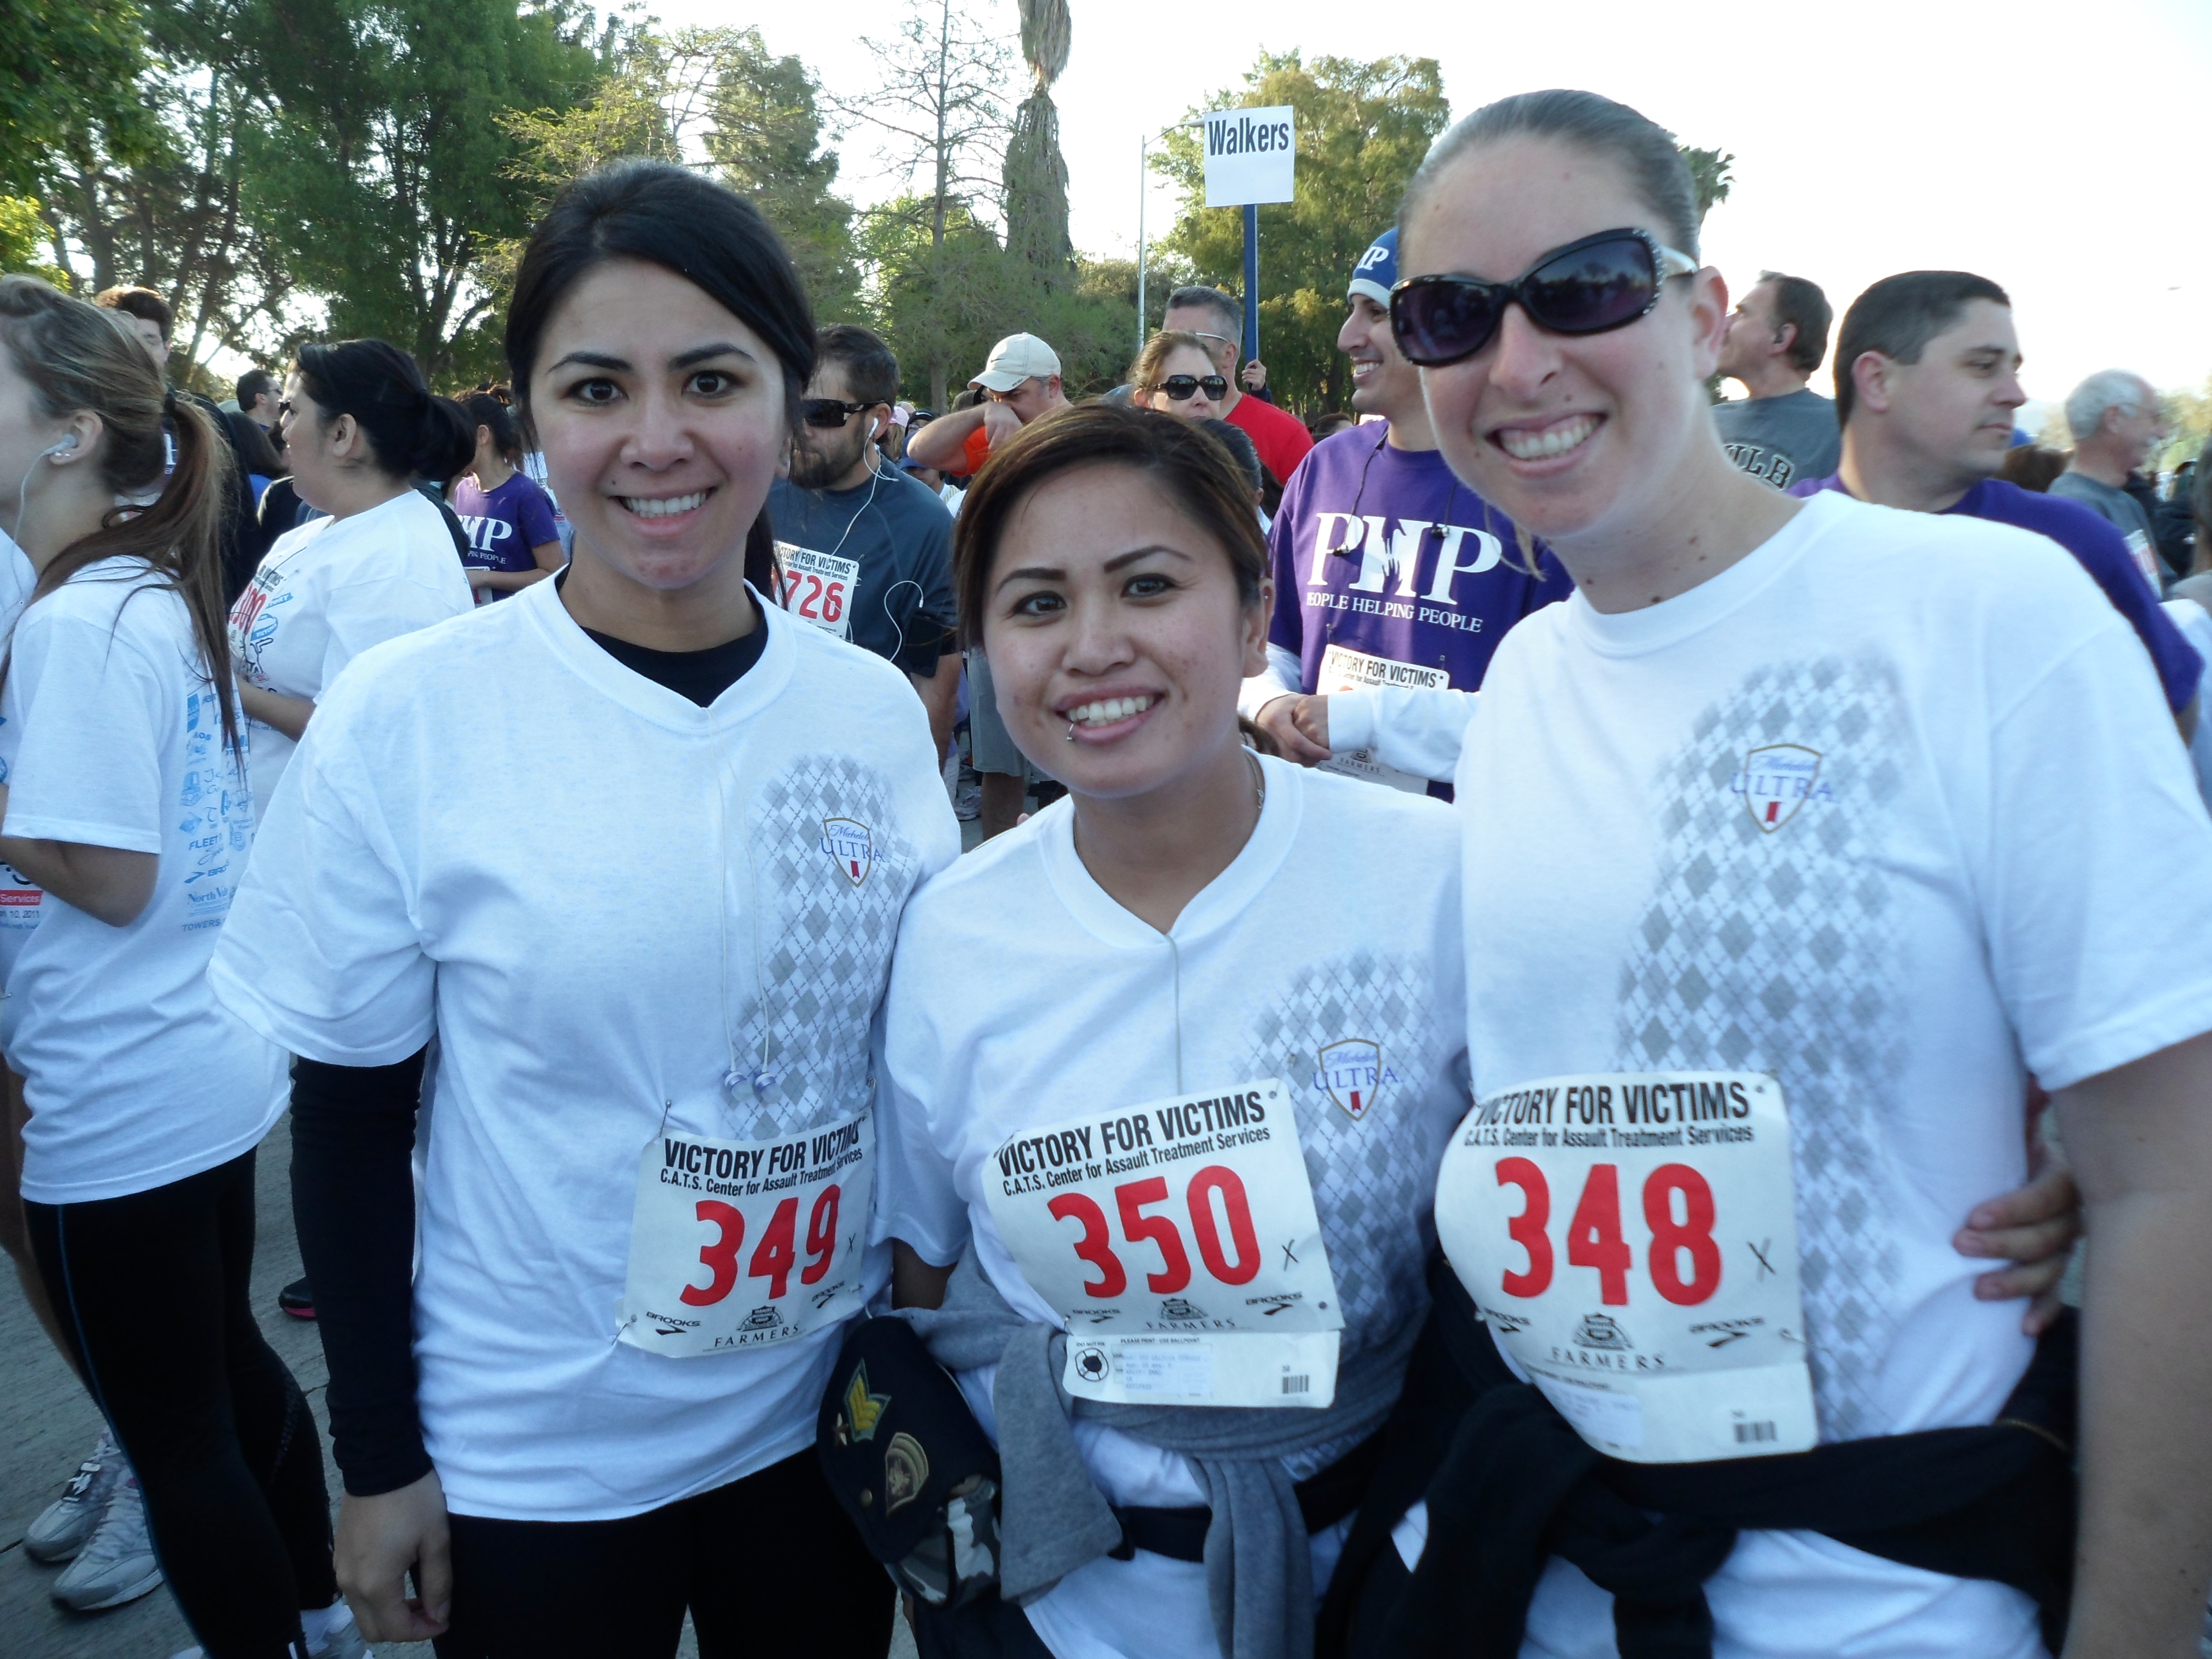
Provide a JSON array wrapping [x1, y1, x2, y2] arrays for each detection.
[[275, 399, 296, 422], [1185, 330, 1239, 352], [1157, 375, 1229, 402], [800, 398, 877, 429], [1389, 228, 1700, 368]]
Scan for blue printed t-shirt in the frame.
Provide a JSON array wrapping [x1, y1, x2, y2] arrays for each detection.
[[768, 467, 958, 678], [451, 472, 562, 596], [1267, 424, 1575, 694], [1791, 474, 2203, 712]]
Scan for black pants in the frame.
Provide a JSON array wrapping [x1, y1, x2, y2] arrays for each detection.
[[436, 1447, 895, 1658], [27, 1146, 336, 1658], [909, 1587, 1057, 1659]]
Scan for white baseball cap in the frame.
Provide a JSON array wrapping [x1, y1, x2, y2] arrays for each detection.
[[970, 333, 1061, 393]]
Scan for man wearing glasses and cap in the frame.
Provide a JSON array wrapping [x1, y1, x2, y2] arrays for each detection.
[[771, 324, 962, 760], [1242, 229, 1574, 796], [903, 332, 1071, 484]]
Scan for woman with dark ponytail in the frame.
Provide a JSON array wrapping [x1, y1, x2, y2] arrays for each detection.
[[226, 337, 473, 823], [0, 273, 360, 1655], [452, 385, 564, 603], [211, 160, 958, 1655]]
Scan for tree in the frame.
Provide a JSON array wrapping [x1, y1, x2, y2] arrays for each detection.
[[841, 0, 1012, 407], [208, 0, 603, 384], [1155, 53, 1450, 415], [0, 0, 158, 200], [1682, 146, 1735, 222], [496, 28, 863, 328], [1001, 0, 1071, 287]]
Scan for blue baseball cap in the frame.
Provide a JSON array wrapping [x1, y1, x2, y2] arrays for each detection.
[[1348, 228, 1397, 305]]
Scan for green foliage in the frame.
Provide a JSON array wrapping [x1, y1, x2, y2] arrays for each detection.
[[1154, 52, 1449, 414], [204, 0, 602, 384], [494, 28, 862, 337], [0, 198, 69, 285], [0, 0, 159, 199], [1681, 145, 1735, 224]]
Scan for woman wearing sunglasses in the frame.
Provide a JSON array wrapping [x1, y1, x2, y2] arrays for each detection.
[[1316, 89, 2212, 1659], [1130, 331, 1232, 427]]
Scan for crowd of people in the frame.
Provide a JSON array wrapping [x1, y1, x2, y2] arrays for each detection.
[[2, 80, 2210, 1659]]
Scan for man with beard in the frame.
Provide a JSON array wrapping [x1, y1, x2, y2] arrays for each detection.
[[771, 324, 960, 758]]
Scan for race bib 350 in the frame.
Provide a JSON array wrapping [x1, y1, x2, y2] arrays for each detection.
[[1434, 1072, 1816, 1462], [984, 1079, 1344, 1408]]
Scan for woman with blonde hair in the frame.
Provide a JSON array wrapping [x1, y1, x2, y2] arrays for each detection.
[[1129, 330, 1233, 426]]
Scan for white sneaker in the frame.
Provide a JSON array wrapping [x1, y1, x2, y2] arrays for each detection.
[[22, 1431, 124, 1563], [49, 1472, 161, 1610], [306, 1599, 375, 1658]]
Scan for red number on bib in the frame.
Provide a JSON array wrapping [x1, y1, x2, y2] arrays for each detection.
[[802, 574, 825, 619], [780, 570, 801, 607], [1566, 1164, 1632, 1307], [800, 1184, 841, 1286], [1049, 1193, 1128, 1298], [822, 582, 844, 623], [750, 1197, 799, 1299], [1644, 1164, 1722, 1305], [1496, 1159, 1554, 1296], [1186, 1165, 1262, 1286], [681, 1200, 745, 1307], [1116, 1177, 1193, 1293]]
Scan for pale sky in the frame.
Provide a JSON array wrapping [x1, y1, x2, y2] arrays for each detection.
[[665, 0, 2212, 403]]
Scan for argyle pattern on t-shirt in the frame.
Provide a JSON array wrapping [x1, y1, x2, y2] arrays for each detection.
[[1612, 654, 1910, 1441], [741, 753, 915, 1139], [1235, 948, 1462, 1358]]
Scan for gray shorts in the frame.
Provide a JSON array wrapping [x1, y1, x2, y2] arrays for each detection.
[[965, 650, 1056, 784]]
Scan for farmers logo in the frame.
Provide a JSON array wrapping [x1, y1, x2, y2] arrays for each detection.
[[1733, 743, 1827, 833], [819, 816, 873, 886], [1315, 1038, 1400, 1120]]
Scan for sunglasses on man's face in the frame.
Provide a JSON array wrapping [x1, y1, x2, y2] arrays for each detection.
[[1158, 374, 1229, 402], [800, 398, 877, 429], [1388, 228, 1700, 368]]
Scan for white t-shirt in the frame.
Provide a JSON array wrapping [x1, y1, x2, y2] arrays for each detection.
[[1, 558, 285, 1203], [226, 487, 471, 817], [879, 759, 1469, 1659], [0, 529, 46, 1017], [1437, 488, 2212, 1658], [209, 578, 960, 1520]]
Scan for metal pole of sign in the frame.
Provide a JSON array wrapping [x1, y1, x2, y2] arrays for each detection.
[[1241, 202, 1260, 367]]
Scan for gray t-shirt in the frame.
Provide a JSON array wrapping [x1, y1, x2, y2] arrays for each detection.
[[769, 465, 959, 677], [1713, 388, 1841, 491], [2049, 471, 2167, 586]]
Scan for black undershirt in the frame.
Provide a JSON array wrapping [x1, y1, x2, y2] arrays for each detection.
[[291, 589, 769, 1495]]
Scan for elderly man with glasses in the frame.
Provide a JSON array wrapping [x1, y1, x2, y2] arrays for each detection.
[[2053, 369, 2174, 587]]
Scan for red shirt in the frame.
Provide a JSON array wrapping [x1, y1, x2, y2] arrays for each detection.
[[1226, 392, 1315, 488]]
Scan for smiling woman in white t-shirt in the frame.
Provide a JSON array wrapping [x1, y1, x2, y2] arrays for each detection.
[[0, 275, 357, 1655], [1311, 89, 2212, 1659], [210, 161, 958, 1657], [873, 405, 1474, 1659], [226, 337, 474, 820]]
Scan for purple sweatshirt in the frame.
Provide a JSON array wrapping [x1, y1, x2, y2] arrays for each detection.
[[1791, 474, 2202, 712], [1266, 426, 1575, 694]]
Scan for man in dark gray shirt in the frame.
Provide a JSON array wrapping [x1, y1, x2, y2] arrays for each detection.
[[1712, 270, 1840, 491], [2052, 368, 2171, 587], [770, 325, 961, 757]]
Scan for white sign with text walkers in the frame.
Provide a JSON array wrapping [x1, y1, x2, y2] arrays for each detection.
[[1202, 105, 1296, 208]]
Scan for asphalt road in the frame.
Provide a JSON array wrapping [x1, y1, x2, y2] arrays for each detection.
[[0, 1114, 914, 1659]]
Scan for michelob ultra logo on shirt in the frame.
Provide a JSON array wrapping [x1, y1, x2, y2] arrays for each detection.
[[1314, 1037, 1401, 1120], [1733, 743, 1828, 833], [820, 817, 873, 886]]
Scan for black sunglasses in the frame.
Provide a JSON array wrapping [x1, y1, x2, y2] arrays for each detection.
[[1158, 374, 1229, 402], [800, 398, 877, 429], [1389, 228, 1700, 368]]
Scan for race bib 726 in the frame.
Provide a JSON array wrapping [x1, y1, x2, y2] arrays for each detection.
[[777, 542, 858, 640], [1433, 1072, 1815, 1462]]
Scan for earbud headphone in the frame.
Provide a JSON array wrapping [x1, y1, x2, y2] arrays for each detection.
[[867, 418, 881, 442], [41, 435, 78, 460]]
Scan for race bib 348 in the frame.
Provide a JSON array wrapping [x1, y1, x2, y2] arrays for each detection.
[[1434, 1072, 1816, 1462]]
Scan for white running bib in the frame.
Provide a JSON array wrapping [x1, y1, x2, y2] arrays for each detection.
[[1315, 645, 1447, 794], [984, 1079, 1344, 1408], [1433, 1072, 1816, 1462], [617, 1110, 873, 1357], [777, 542, 859, 640]]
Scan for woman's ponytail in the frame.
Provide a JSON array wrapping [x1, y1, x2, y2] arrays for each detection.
[[410, 396, 476, 490], [0, 277, 239, 756]]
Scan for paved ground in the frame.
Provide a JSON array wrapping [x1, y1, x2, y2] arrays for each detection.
[[1, 1114, 917, 1658]]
